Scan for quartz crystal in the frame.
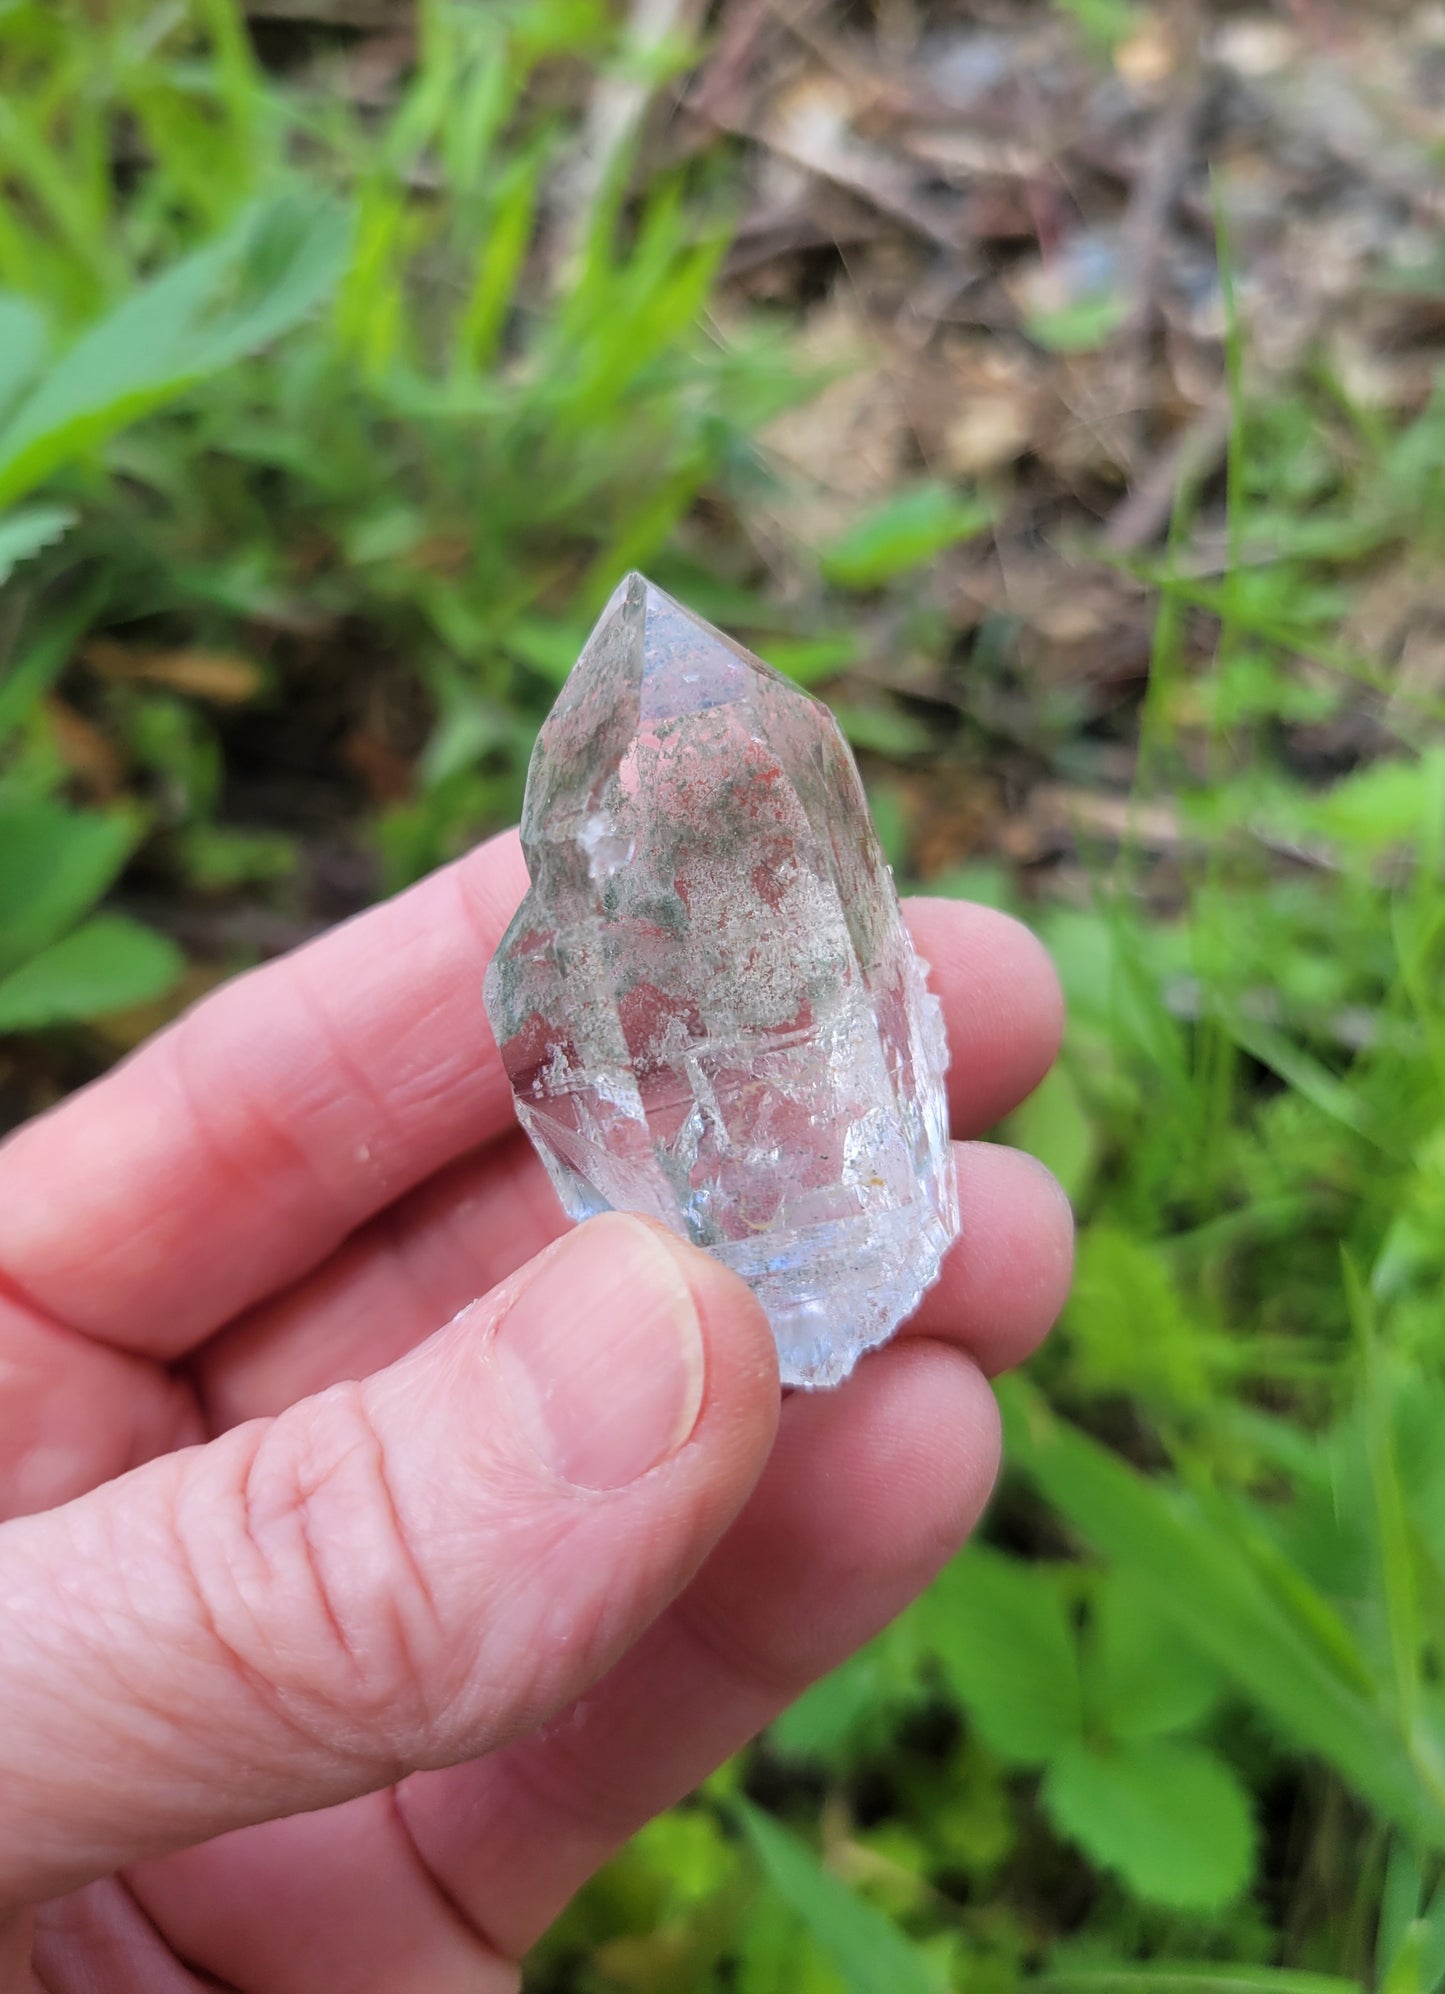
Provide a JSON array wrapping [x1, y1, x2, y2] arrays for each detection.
[[484, 574, 959, 1387]]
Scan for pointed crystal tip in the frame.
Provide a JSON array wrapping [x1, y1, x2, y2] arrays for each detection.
[[487, 574, 959, 1388]]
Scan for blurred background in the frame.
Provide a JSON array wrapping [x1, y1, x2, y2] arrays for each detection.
[[2, 0, 1444, 1987]]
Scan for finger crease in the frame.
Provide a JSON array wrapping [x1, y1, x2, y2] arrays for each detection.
[[669, 1590, 810, 1710], [171, 1441, 367, 1767], [352, 1406, 443, 1705], [118, 1880, 243, 1994], [386, 1784, 520, 1977], [168, 1022, 319, 1239]]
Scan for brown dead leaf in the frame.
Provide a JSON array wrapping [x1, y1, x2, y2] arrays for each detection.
[[1116, 19, 1179, 88], [1025, 349, 1141, 488], [754, 298, 910, 551], [43, 698, 125, 799], [1027, 585, 1121, 650], [910, 769, 1003, 880], [1211, 18, 1299, 78], [84, 641, 264, 705], [403, 534, 472, 577], [944, 396, 1033, 478], [1033, 784, 1183, 852], [927, 339, 1042, 477], [894, 123, 1045, 182], [752, 68, 964, 249], [344, 727, 415, 806]]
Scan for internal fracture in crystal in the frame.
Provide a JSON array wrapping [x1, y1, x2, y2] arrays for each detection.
[[484, 573, 959, 1388]]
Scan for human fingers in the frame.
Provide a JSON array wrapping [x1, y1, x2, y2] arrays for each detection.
[[908, 1142, 1074, 1371], [0, 1216, 777, 1914], [193, 1136, 562, 1423], [0, 1287, 197, 1521], [0, 829, 531, 1358], [399, 1337, 1003, 1961], [196, 1136, 1072, 1423], [125, 1337, 999, 1992], [0, 865, 1060, 1362], [905, 897, 1063, 1136]]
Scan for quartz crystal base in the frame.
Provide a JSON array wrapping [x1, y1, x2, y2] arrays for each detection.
[[484, 574, 959, 1388]]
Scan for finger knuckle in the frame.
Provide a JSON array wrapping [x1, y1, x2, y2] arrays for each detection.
[[173, 1385, 446, 1768]]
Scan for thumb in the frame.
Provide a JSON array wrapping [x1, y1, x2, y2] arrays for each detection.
[[0, 1214, 779, 1911]]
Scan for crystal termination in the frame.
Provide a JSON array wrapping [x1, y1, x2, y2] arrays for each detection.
[[484, 574, 959, 1388]]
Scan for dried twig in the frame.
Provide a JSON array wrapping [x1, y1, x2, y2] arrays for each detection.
[[551, 0, 709, 274]]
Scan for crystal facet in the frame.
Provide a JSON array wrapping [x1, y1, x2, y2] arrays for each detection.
[[484, 574, 959, 1388]]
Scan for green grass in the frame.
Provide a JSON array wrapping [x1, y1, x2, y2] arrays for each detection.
[[0, 0, 802, 993], [3, 3, 1445, 1990]]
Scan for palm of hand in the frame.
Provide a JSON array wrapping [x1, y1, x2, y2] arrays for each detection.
[[0, 833, 1070, 1993]]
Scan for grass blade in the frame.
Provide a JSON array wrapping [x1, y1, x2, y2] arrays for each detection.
[[735, 1801, 942, 1994]]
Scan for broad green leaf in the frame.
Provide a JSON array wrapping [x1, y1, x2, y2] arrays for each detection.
[[1041, 1738, 1256, 1910], [736, 1802, 943, 1994], [0, 914, 182, 1033], [999, 1379, 1445, 1845], [1307, 748, 1445, 857], [0, 295, 47, 421], [821, 482, 992, 590], [1086, 1569, 1224, 1743], [0, 503, 74, 587], [0, 798, 137, 975], [0, 190, 352, 508], [921, 1547, 1083, 1766]]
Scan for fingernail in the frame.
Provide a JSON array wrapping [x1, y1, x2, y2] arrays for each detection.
[[492, 1214, 707, 1490]]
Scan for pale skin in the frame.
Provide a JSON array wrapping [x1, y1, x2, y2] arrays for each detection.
[[0, 829, 1073, 1993]]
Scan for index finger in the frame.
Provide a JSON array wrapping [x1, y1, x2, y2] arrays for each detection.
[[0, 830, 530, 1357], [0, 838, 1061, 1359]]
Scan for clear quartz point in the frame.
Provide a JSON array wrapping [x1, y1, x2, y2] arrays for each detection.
[[483, 573, 960, 1388]]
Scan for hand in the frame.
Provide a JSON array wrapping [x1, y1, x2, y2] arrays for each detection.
[[0, 830, 1071, 1993]]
